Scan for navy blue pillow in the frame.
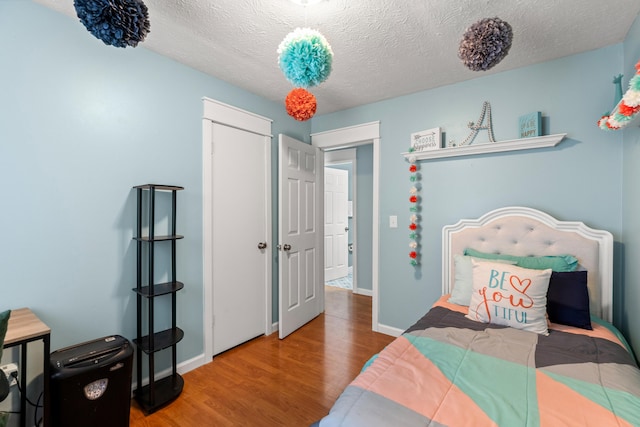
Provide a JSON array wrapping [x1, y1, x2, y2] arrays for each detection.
[[546, 271, 592, 330]]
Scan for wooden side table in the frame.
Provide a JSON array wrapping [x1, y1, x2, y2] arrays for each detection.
[[3, 308, 51, 427]]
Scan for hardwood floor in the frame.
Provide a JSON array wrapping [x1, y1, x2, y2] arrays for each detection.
[[129, 287, 395, 426]]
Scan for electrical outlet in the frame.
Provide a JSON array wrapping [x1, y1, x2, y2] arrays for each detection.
[[1, 363, 18, 387]]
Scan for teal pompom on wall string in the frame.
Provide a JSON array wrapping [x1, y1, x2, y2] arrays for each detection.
[[277, 28, 333, 88]]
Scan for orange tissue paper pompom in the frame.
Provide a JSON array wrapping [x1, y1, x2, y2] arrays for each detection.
[[285, 88, 317, 121], [619, 102, 640, 117]]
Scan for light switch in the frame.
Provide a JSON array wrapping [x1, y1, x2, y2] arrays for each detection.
[[389, 215, 398, 228]]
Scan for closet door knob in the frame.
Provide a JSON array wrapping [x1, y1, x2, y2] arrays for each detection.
[[283, 244, 292, 251], [257, 242, 267, 250]]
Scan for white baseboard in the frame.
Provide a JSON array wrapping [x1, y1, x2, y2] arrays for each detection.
[[376, 323, 403, 337], [353, 288, 372, 297], [132, 353, 207, 391], [177, 353, 208, 374]]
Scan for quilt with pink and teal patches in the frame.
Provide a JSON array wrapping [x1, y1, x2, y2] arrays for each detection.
[[319, 298, 640, 427]]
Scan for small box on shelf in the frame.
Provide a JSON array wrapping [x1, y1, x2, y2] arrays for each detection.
[[519, 112, 542, 138], [410, 127, 441, 151]]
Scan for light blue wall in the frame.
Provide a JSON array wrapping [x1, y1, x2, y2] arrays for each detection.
[[313, 46, 626, 334], [0, 0, 309, 365], [355, 145, 373, 291], [622, 12, 640, 359]]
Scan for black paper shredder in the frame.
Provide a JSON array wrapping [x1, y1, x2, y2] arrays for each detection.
[[50, 335, 133, 427]]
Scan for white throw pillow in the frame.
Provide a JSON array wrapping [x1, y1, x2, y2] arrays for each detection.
[[448, 255, 517, 306], [466, 260, 552, 335]]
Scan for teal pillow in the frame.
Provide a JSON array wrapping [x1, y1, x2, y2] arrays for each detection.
[[0, 310, 10, 362], [464, 248, 578, 272]]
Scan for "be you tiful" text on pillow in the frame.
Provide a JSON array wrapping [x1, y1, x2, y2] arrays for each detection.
[[466, 260, 552, 335]]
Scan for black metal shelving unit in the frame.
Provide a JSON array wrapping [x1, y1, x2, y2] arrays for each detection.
[[132, 184, 184, 414]]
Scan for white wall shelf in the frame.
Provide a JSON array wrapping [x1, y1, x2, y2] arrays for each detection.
[[401, 133, 567, 161]]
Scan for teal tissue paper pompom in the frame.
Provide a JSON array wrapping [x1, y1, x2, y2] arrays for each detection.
[[278, 28, 333, 88]]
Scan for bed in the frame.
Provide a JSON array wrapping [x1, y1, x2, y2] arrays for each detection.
[[316, 206, 640, 426]]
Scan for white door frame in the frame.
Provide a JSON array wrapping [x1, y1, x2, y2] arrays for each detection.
[[202, 97, 273, 361], [311, 122, 381, 332], [324, 149, 359, 294]]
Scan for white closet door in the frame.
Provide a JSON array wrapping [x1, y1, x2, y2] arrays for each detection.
[[211, 123, 268, 355]]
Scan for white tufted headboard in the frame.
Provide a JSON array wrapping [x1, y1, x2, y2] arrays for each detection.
[[442, 206, 614, 322]]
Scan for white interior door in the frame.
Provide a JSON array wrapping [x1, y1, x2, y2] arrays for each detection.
[[324, 167, 349, 281], [211, 123, 269, 355], [278, 134, 322, 339]]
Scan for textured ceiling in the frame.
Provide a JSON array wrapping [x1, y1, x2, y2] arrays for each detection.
[[34, 0, 640, 115]]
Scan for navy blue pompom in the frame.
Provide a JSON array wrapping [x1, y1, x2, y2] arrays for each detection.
[[74, 0, 150, 48]]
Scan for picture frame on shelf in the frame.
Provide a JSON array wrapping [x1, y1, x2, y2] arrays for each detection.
[[410, 127, 441, 151], [519, 112, 542, 138]]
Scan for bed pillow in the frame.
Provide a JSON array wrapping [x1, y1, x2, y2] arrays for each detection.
[[467, 260, 552, 335], [546, 271, 592, 330], [448, 255, 517, 306], [464, 248, 578, 272]]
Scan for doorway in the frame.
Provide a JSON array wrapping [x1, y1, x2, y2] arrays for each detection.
[[312, 121, 380, 331], [324, 149, 356, 293]]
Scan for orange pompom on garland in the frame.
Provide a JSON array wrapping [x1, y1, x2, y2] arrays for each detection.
[[285, 88, 317, 121]]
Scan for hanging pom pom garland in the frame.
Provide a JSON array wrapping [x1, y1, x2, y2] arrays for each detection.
[[598, 60, 640, 130], [74, 0, 150, 48], [285, 88, 317, 121], [277, 28, 334, 88], [278, 27, 333, 117], [407, 151, 421, 266], [458, 17, 513, 71]]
